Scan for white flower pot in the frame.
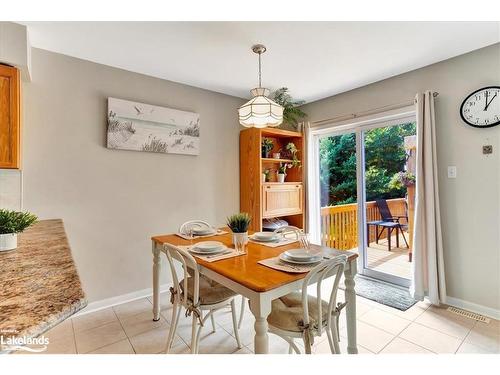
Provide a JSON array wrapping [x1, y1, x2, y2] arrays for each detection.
[[232, 232, 248, 246], [277, 173, 286, 183], [262, 173, 267, 183], [272, 153, 281, 159], [0, 233, 18, 252]]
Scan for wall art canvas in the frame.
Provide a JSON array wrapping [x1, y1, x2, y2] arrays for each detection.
[[107, 97, 200, 155]]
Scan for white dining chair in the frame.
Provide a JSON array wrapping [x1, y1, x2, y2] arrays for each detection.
[[267, 255, 348, 354], [178, 220, 213, 236], [164, 243, 242, 354]]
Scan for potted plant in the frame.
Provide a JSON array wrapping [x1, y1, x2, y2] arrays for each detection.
[[272, 87, 307, 131], [262, 169, 271, 183], [226, 213, 251, 247], [390, 171, 416, 188], [261, 138, 274, 158], [277, 163, 292, 183], [284, 142, 301, 168], [0, 209, 38, 252]]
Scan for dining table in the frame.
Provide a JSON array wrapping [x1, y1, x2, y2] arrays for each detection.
[[151, 230, 359, 354]]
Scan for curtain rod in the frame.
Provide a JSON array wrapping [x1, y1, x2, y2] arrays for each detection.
[[312, 91, 439, 126]]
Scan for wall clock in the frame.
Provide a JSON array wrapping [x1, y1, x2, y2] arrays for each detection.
[[460, 86, 500, 128]]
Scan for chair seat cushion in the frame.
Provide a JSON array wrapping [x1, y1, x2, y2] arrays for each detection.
[[267, 292, 329, 333], [180, 275, 236, 305]]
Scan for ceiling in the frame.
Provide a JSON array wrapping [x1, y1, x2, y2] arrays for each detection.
[[20, 22, 500, 102]]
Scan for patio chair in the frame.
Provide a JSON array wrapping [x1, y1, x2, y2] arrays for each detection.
[[366, 199, 409, 252]]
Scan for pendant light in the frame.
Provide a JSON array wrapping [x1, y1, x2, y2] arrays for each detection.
[[238, 44, 283, 128]]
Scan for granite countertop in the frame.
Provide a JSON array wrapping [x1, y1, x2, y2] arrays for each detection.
[[0, 219, 86, 350]]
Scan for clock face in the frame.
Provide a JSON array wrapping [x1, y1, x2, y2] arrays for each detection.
[[460, 86, 500, 128]]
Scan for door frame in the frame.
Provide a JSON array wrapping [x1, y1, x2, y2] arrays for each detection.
[[307, 106, 416, 287]]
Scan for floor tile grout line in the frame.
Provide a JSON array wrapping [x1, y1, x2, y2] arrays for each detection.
[[112, 307, 137, 354], [393, 336, 438, 354]]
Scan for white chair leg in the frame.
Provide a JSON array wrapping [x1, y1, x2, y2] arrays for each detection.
[[331, 320, 341, 354], [190, 314, 198, 354], [165, 302, 180, 353], [302, 332, 312, 354], [288, 344, 293, 354], [230, 299, 243, 349], [326, 326, 336, 354], [210, 311, 216, 333], [238, 297, 246, 329]]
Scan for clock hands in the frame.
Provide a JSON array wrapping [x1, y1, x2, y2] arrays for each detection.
[[484, 92, 497, 111]]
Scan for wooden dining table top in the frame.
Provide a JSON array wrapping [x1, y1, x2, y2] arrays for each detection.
[[151, 230, 358, 293]]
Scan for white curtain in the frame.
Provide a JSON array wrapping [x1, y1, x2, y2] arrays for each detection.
[[302, 121, 311, 234], [410, 91, 447, 305]]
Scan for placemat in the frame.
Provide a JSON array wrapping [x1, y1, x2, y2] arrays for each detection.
[[176, 229, 228, 240], [179, 245, 245, 263]]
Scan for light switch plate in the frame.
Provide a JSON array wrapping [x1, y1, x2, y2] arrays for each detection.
[[447, 166, 457, 178]]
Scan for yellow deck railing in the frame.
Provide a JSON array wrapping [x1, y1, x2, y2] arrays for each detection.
[[320, 198, 407, 250]]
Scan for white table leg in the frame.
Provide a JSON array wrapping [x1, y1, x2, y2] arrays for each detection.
[[249, 296, 271, 354], [344, 260, 358, 354], [152, 242, 161, 321]]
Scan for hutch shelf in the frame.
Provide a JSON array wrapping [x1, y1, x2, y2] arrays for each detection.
[[240, 127, 305, 232]]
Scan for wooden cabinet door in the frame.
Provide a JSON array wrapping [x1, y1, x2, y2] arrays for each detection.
[[262, 183, 303, 218], [0, 65, 20, 169]]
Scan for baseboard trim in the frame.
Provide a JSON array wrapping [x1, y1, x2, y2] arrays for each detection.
[[446, 296, 500, 320], [74, 284, 171, 317]]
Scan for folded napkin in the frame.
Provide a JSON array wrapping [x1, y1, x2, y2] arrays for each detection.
[[248, 236, 299, 248], [176, 229, 228, 240], [179, 245, 245, 263]]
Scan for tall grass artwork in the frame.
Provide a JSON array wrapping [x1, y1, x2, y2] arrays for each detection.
[[107, 98, 200, 155]]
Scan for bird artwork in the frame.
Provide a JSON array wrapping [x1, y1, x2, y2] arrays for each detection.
[[134, 105, 144, 115]]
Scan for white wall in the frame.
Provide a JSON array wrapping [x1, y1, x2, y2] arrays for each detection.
[[21, 48, 244, 302], [301, 44, 500, 313]]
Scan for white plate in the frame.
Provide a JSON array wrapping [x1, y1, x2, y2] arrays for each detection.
[[284, 248, 321, 260], [193, 241, 224, 251], [192, 227, 216, 235], [189, 245, 227, 255], [279, 252, 322, 265], [253, 232, 277, 240], [251, 234, 279, 242]]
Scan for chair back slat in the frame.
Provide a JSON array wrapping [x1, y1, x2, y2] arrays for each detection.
[[375, 199, 393, 221], [164, 243, 200, 305], [301, 255, 347, 333], [179, 220, 212, 235]]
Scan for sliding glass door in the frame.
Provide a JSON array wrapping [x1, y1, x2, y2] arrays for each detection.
[[309, 110, 416, 287]]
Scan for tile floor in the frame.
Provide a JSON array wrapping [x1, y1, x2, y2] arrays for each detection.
[[18, 289, 500, 355]]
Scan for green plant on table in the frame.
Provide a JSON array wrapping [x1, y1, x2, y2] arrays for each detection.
[[0, 209, 38, 234], [226, 213, 252, 233]]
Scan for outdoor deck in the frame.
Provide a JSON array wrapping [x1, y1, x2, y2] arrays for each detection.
[[321, 198, 412, 280]]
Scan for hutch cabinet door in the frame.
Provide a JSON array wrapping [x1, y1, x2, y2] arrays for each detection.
[[262, 183, 303, 218], [0, 65, 20, 169]]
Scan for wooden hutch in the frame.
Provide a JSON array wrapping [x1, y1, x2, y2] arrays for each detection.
[[240, 127, 305, 232]]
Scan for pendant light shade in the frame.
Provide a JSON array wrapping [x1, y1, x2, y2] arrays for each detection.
[[238, 45, 283, 128]]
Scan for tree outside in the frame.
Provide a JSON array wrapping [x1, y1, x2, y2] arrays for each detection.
[[319, 122, 416, 207]]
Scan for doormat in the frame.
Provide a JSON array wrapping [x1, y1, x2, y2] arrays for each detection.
[[340, 276, 417, 311]]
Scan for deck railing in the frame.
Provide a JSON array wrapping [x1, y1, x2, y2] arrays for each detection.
[[320, 198, 407, 250]]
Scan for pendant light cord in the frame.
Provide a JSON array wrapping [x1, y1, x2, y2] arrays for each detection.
[[258, 52, 262, 88]]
